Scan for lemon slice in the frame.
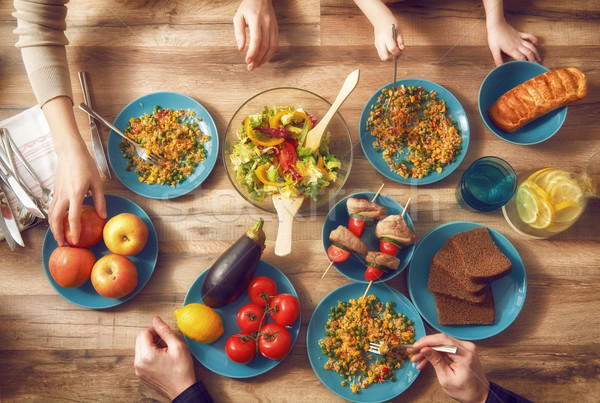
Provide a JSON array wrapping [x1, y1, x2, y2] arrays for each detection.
[[549, 180, 583, 205], [553, 200, 583, 224], [516, 182, 555, 229], [536, 169, 571, 192]]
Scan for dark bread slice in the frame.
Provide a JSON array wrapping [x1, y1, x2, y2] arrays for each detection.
[[450, 227, 512, 284], [432, 241, 488, 294], [434, 287, 495, 325], [428, 260, 488, 303]]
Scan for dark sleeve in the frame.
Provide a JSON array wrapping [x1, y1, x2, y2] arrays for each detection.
[[172, 381, 214, 403], [486, 381, 532, 403]]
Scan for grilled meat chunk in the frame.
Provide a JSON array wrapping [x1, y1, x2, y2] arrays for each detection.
[[375, 215, 417, 245], [365, 251, 400, 271], [347, 197, 388, 220], [329, 225, 368, 255]]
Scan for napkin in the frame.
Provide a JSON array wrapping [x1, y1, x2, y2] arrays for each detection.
[[0, 105, 56, 242]]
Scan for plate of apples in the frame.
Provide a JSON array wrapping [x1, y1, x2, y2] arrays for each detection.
[[41, 194, 158, 309]]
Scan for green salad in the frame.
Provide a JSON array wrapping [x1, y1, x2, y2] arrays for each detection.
[[230, 106, 341, 201]]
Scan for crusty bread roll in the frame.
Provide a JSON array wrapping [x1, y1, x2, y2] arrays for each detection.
[[488, 67, 587, 132]]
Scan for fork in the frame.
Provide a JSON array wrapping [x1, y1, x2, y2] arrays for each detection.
[[78, 103, 167, 166], [384, 24, 398, 134], [368, 341, 457, 355]]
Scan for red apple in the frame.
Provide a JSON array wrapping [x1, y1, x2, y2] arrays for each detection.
[[103, 213, 149, 256], [91, 254, 138, 299], [64, 205, 106, 247], [49, 246, 96, 288]]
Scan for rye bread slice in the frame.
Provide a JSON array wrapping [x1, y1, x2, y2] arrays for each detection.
[[450, 227, 512, 284], [432, 241, 488, 294], [433, 287, 495, 325], [428, 260, 488, 303]]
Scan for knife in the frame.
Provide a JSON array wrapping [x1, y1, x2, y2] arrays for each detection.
[[0, 158, 45, 219], [0, 182, 24, 248], [78, 71, 111, 179]]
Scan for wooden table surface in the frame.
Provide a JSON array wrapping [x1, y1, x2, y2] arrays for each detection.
[[1, 1, 599, 402]]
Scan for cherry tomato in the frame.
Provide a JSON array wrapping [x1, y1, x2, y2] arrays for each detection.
[[258, 323, 292, 360], [326, 244, 351, 262], [225, 332, 256, 364], [278, 141, 298, 173], [348, 216, 366, 237], [365, 266, 384, 282], [269, 293, 300, 326], [380, 240, 399, 255], [247, 276, 278, 307], [237, 303, 264, 333]]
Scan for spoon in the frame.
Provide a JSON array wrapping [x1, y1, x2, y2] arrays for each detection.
[[303, 69, 360, 153], [273, 194, 304, 256]]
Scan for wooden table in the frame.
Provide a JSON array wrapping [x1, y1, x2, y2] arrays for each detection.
[[1, 1, 598, 401]]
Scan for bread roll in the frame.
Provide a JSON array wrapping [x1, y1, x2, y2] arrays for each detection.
[[488, 67, 587, 132]]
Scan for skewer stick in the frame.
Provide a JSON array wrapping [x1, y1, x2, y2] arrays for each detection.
[[362, 197, 411, 299], [371, 183, 385, 202], [321, 261, 334, 279]]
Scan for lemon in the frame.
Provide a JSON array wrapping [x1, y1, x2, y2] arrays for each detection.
[[549, 179, 583, 205], [516, 182, 555, 229], [536, 169, 571, 192], [553, 200, 583, 224], [174, 303, 224, 343]]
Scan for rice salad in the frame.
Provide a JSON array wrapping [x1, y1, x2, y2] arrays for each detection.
[[120, 105, 209, 186], [319, 295, 415, 394], [366, 85, 462, 179]]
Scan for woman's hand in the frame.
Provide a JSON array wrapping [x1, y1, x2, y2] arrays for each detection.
[[134, 316, 197, 400], [408, 333, 490, 403], [233, 0, 279, 71], [487, 20, 540, 66]]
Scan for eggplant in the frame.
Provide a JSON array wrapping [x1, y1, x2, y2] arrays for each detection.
[[201, 218, 266, 308]]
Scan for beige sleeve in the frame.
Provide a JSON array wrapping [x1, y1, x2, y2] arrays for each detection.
[[13, 0, 73, 106]]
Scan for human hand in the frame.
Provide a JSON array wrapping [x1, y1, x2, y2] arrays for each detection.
[[486, 20, 540, 66], [409, 333, 490, 403], [233, 0, 279, 71], [373, 19, 405, 61], [134, 315, 197, 400], [48, 140, 105, 246]]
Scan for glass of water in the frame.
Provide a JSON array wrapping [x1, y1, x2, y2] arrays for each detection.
[[455, 156, 517, 212]]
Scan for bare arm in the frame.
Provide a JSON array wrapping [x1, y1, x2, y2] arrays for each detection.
[[353, 0, 403, 60], [482, 0, 540, 66]]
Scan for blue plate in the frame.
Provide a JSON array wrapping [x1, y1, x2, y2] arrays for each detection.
[[41, 194, 158, 309], [107, 91, 218, 199], [407, 222, 527, 340], [306, 282, 424, 403], [479, 60, 566, 145], [359, 79, 470, 185], [183, 260, 301, 379], [322, 192, 415, 284]]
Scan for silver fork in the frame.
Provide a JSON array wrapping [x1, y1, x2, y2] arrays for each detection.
[[78, 103, 167, 166], [1, 128, 53, 211], [384, 24, 398, 134], [368, 341, 457, 355]]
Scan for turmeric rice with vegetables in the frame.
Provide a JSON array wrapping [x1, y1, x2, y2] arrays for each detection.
[[319, 295, 415, 393], [366, 85, 462, 179], [120, 105, 210, 186]]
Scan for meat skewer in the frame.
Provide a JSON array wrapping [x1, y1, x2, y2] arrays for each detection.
[[321, 225, 368, 278], [375, 203, 416, 256], [346, 190, 387, 237]]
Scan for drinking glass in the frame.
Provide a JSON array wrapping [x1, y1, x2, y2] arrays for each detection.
[[455, 156, 517, 212]]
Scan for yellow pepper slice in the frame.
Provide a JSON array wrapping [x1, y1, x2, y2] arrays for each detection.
[[268, 110, 313, 130], [255, 163, 293, 187], [317, 154, 329, 180], [244, 116, 284, 147]]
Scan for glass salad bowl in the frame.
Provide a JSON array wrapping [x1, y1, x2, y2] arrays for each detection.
[[223, 87, 353, 214]]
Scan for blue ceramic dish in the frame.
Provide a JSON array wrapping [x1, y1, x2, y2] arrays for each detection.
[[306, 282, 424, 402], [359, 79, 470, 185], [183, 260, 301, 379], [322, 192, 415, 284], [478, 60, 566, 145], [107, 91, 218, 199], [407, 221, 527, 340], [41, 194, 158, 309]]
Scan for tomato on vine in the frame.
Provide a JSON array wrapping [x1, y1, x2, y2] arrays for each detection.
[[258, 323, 292, 360], [225, 332, 256, 364], [247, 275, 278, 307], [269, 293, 300, 327], [237, 303, 265, 333]]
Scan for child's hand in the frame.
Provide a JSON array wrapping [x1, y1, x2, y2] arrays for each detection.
[[487, 20, 540, 66], [233, 0, 279, 71], [408, 333, 490, 403], [373, 20, 405, 61]]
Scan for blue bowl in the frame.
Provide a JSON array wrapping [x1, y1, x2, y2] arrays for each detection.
[[478, 61, 567, 145]]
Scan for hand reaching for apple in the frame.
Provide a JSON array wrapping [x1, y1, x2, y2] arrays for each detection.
[[134, 316, 197, 400]]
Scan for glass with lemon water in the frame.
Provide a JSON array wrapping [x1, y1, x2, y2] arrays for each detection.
[[503, 152, 600, 238]]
